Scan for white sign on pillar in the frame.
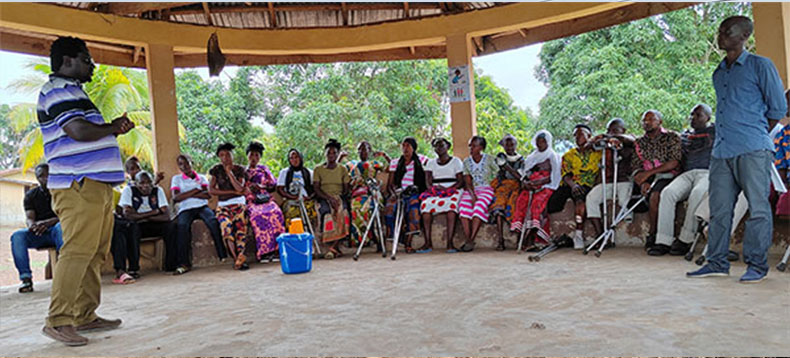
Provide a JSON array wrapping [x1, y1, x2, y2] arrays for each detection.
[[448, 65, 471, 103]]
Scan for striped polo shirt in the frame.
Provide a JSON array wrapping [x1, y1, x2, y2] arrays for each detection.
[[37, 75, 125, 189]]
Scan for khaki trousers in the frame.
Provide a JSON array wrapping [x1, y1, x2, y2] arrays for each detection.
[[47, 179, 114, 327]]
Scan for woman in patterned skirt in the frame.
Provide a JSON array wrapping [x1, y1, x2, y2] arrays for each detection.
[[418, 137, 464, 253], [209, 142, 250, 270], [458, 136, 499, 252], [244, 141, 285, 262]]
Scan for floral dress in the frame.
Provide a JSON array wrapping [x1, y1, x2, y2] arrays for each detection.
[[245, 165, 285, 259], [346, 159, 385, 245]]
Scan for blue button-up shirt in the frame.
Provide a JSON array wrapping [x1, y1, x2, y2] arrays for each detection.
[[712, 51, 787, 159]]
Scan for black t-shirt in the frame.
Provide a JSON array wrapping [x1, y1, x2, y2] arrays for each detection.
[[23, 186, 56, 221]]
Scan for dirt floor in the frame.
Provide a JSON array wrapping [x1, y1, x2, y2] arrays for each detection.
[[1, 246, 788, 356]]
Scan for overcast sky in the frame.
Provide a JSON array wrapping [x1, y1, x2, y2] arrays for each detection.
[[0, 43, 547, 113]]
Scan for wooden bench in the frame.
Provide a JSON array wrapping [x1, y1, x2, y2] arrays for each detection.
[[35, 245, 57, 280]]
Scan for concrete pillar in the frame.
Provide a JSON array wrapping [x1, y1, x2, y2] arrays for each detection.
[[145, 43, 181, 197], [446, 33, 477, 158], [753, 2, 790, 88]]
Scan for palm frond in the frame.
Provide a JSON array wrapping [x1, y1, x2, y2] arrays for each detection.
[[18, 129, 44, 172]]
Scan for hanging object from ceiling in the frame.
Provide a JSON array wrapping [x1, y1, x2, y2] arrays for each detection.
[[207, 32, 226, 77]]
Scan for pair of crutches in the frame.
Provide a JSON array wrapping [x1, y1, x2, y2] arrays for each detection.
[[582, 144, 621, 257], [528, 234, 574, 262], [353, 178, 387, 261], [515, 187, 545, 253], [289, 181, 321, 256], [388, 187, 418, 260]]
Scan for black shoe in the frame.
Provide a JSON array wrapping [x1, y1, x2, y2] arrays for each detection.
[[495, 241, 505, 251], [727, 250, 740, 262], [127, 271, 140, 279], [647, 243, 671, 256], [459, 242, 475, 252], [19, 279, 33, 293], [644, 234, 656, 251], [669, 240, 691, 256]]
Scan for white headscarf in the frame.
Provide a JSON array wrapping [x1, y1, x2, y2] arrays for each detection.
[[520, 130, 562, 190]]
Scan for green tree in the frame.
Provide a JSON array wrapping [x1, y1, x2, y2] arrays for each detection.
[[536, 2, 752, 140], [6, 60, 160, 171], [175, 69, 265, 173]]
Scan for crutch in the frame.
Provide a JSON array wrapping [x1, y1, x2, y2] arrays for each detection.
[[684, 219, 707, 262], [528, 234, 573, 262], [582, 143, 614, 256], [390, 188, 407, 260], [290, 181, 321, 256], [516, 190, 535, 253], [777, 244, 790, 272], [353, 178, 387, 261]]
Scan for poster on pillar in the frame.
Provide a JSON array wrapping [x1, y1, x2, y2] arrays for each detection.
[[448, 65, 471, 103]]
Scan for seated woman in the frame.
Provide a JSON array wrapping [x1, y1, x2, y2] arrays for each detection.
[[343, 140, 387, 248], [245, 141, 285, 262], [209, 142, 250, 270], [384, 137, 427, 254], [277, 149, 317, 230], [489, 134, 526, 251], [511, 130, 562, 251], [113, 171, 172, 283], [169, 154, 226, 275], [418, 137, 464, 253], [313, 139, 352, 259], [458, 136, 499, 252]]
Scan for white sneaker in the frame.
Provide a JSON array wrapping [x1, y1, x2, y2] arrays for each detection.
[[573, 235, 584, 250]]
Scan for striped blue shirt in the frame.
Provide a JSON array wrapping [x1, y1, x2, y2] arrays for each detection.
[[37, 75, 125, 189], [712, 51, 787, 159]]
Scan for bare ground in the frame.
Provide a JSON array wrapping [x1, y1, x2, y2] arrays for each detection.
[[1, 247, 789, 356]]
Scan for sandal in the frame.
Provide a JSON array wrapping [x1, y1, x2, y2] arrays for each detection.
[[173, 266, 190, 275], [112, 273, 136, 285], [19, 279, 33, 293], [405, 246, 416, 254], [324, 251, 336, 260], [446, 248, 458, 253]]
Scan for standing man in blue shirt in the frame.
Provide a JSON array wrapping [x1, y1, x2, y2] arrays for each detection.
[[39, 37, 135, 346], [688, 16, 787, 282]]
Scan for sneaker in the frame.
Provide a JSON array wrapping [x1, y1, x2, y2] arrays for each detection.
[[739, 266, 766, 284], [647, 243, 671, 256], [42, 325, 88, 346], [669, 240, 691, 256], [573, 235, 584, 250], [687, 265, 729, 278], [76, 316, 122, 332], [19, 278, 33, 293]]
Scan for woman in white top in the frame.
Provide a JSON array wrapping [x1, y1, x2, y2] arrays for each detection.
[[417, 138, 464, 253]]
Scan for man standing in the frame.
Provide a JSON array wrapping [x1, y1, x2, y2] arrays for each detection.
[[39, 37, 134, 346], [688, 16, 786, 282], [10, 164, 63, 293], [649, 104, 715, 256]]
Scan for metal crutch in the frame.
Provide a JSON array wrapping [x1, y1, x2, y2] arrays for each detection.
[[353, 179, 387, 261], [290, 181, 321, 256], [390, 188, 406, 260], [583, 142, 612, 255], [777, 244, 790, 272], [684, 219, 707, 262], [528, 234, 574, 262], [516, 190, 535, 253]]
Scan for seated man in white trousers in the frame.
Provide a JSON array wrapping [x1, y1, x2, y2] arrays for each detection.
[[649, 104, 715, 256], [585, 118, 635, 243]]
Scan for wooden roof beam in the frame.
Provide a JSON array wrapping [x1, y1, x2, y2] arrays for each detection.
[[95, 2, 197, 15], [166, 2, 443, 15], [267, 2, 277, 28], [174, 46, 447, 67], [201, 2, 213, 26], [341, 2, 349, 26], [403, 2, 410, 18]]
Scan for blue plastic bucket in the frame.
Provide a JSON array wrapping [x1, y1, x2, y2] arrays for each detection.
[[276, 233, 313, 274]]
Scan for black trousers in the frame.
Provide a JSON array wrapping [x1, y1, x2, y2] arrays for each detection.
[[547, 184, 591, 214], [111, 218, 170, 272], [167, 205, 226, 270]]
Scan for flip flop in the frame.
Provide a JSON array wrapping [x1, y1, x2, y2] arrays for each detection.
[[416, 248, 433, 254], [446, 249, 458, 254], [112, 273, 135, 285], [173, 266, 189, 275]]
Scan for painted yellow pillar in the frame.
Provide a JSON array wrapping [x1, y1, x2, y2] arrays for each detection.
[[753, 2, 790, 88], [145, 43, 181, 197], [446, 33, 477, 158]]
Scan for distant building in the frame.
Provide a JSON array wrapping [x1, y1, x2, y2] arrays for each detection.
[[0, 168, 36, 228]]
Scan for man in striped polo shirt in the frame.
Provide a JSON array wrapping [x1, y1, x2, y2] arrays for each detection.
[[39, 37, 135, 346]]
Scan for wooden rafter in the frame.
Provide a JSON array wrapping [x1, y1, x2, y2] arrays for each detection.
[[517, 29, 528, 38], [133, 46, 142, 64], [267, 2, 277, 28], [340, 2, 349, 26], [201, 2, 213, 26], [438, 2, 449, 13], [403, 2, 410, 18], [472, 37, 483, 55], [96, 2, 196, 15], [165, 2, 445, 15]]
